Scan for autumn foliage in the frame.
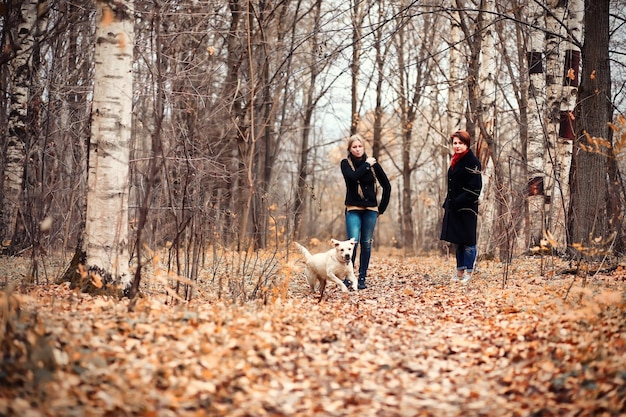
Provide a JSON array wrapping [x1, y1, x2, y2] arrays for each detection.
[[1, 253, 625, 416]]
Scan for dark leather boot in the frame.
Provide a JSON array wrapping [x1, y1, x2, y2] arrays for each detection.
[[357, 277, 367, 290]]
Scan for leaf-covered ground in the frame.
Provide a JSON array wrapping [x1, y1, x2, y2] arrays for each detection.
[[1, 253, 625, 416]]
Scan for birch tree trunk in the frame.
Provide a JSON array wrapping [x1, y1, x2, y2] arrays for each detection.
[[475, 0, 499, 258], [1, 0, 38, 251], [446, 7, 465, 136], [526, 1, 547, 250], [444, 5, 466, 250], [544, 0, 583, 251], [84, 0, 134, 287]]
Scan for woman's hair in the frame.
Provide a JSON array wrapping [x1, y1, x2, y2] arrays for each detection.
[[347, 134, 365, 156], [450, 130, 471, 147]]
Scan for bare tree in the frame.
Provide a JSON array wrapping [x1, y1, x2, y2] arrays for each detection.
[[568, 0, 624, 252], [392, 3, 439, 252], [1, 0, 40, 253], [293, 0, 325, 241], [350, 0, 366, 135], [544, 0, 583, 251], [526, 0, 548, 249], [83, 0, 135, 287]]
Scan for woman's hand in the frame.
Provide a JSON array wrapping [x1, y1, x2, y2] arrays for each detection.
[[366, 157, 377, 166]]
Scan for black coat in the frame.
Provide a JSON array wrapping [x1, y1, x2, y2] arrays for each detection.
[[341, 154, 392, 215], [440, 150, 482, 245]]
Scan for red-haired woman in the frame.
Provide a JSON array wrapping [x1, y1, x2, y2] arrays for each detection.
[[440, 130, 483, 283]]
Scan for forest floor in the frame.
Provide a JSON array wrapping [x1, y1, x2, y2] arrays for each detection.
[[1, 250, 625, 417]]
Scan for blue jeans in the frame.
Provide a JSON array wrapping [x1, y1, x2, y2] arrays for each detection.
[[455, 244, 477, 273], [346, 209, 378, 279]]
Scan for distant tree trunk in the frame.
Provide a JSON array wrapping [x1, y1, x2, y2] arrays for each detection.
[[293, 0, 322, 241], [525, 1, 547, 250], [370, 2, 391, 250], [372, 3, 386, 159], [446, 6, 465, 134], [237, 0, 257, 251], [1, 0, 38, 253], [395, 19, 413, 252], [445, 5, 465, 247], [568, 0, 622, 251], [395, 5, 435, 252], [83, 0, 134, 288], [350, 0, 365, 135], [22, 1, 49, 273], [222, 0, 245, 248], [55, 2, 91, 251]]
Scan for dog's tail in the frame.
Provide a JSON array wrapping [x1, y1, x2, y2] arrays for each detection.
[[293, 242, 312, 261]]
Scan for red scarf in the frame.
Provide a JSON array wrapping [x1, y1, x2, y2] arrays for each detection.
[[450, 149, 469, 169]]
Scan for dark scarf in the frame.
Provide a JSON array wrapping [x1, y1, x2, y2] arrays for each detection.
[[450, 149, 469, 169], [350, 153, 367, 166]]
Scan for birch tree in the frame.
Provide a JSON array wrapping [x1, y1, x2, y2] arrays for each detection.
[[83, 0, 134, 287], [446, 6, 465, 137], [1, 0, 39, 252], [526, 0, 547, 249], [544, 0, 583, 250], [444, 5, 466, 249], [473, 0, 500, 257]]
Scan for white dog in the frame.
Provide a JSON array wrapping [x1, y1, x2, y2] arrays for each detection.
[[294, 238, 358, 302]]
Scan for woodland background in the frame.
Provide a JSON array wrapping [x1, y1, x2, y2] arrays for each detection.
[[0, 0, 624, 290]]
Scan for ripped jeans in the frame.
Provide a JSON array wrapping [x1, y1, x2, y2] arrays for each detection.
[[455, 244, 477, 273], [345, 209, 378, 279]]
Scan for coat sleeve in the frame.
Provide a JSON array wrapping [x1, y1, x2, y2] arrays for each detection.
[[341, 158, 372, 181], [374, 164, 392, 215]]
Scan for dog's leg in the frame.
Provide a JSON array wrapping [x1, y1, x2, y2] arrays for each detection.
[[326, 273, 350, 292], [318, 279, 326, 303], [347, 269, 358, 291], [305, 268, 317, 293]]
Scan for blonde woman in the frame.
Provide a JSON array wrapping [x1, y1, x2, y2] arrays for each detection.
[[340, 135, 391, 289]]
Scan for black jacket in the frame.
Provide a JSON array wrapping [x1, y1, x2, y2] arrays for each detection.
[[341, 154, 391, 215], [440, 150, 482, 245]]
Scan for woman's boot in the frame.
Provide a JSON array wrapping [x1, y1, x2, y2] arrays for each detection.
[[357, 277, 367, 290]]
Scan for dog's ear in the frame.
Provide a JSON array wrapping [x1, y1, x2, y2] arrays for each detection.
[[349, 237, 356, 245], [331, 238, 340, 247]]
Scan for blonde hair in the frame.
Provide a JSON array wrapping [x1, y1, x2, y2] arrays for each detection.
[[346, 134, 365, 156]]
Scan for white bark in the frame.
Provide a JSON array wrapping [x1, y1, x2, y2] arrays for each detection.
[[526, 1, 547, 248], [544, 0, 583, 250], [445, 6, 465, 209], [446, 8, 464, 135], [476, 0, 498, 256], [85, 1, 135, 286], [1, 0, 38, 245]]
